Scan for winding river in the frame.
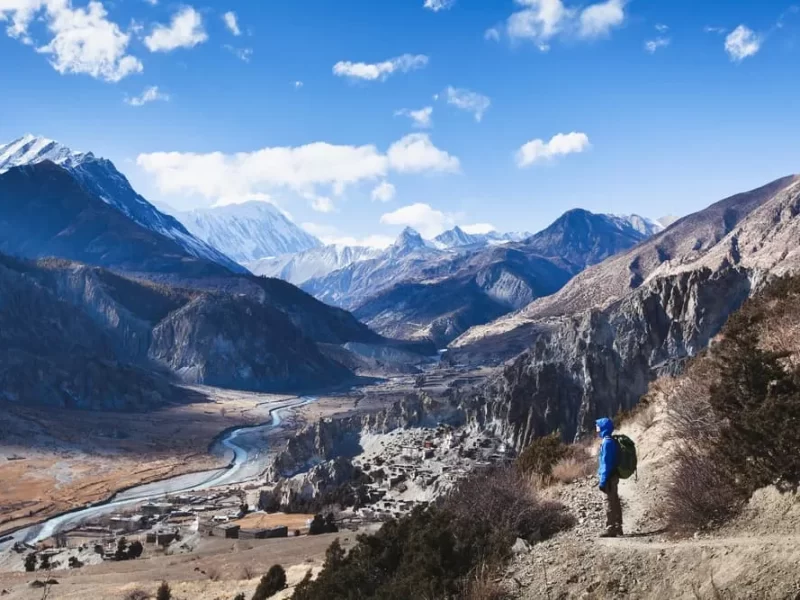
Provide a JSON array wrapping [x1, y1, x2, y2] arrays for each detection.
[[4, 396, 315, 546]]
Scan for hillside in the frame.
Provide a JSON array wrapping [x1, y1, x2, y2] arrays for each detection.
[[451, 175, 800, 451]]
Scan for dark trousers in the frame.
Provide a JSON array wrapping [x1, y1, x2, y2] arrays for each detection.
[[604, 474, 623, 533]]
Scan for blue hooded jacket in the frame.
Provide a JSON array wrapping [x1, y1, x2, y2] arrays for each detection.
[[596, 417, 618, 488]]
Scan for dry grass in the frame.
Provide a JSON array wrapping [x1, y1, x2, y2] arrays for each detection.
[[463, 564, 509, 600], [551, 456, 594, 484]]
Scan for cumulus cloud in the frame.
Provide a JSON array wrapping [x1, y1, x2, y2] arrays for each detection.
[[144, 6, 207, 52], [0, 0, 143, 81], [461, 223, 496, 235], [395, 106, 433, 128], [380, 203, 455, 238], [222, 11, 240, 36], [725, 25, 761, 62], [333, 54, 428, 81], [301, 223, 394, 249], [293, 80, 303, 89], [371, 181, 396, 203], [423, 0, 455, 11], [644, 37, 670, 53], [387, 133, 460, 173], [516, 132, 590, 167], [125, 85, 169, 106], [445, 86, 491, 122], [136, 134, 459, 209], [506, 0, 627, 50]]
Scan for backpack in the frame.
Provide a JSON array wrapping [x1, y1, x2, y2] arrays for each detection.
[[612, 434, 637, 479]]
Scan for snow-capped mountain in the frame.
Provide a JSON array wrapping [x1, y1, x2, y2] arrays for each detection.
[[248, 244, 382, 284], [433, 226, 482, 249], [0, 134, 245, 273], [611, 214, 663, 237], [176, 201, 322, 264]]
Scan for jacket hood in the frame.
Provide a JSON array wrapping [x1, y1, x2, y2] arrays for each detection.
[[596, 417, 614, 438]]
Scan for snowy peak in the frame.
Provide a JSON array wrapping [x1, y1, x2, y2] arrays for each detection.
[[247, 243, 382, 285], [390, 227, 429, 255], [433, 226, 481, 249], [176, 201, 322, 264], [612, 214, 663, 236], [0, 134, 92, 173]]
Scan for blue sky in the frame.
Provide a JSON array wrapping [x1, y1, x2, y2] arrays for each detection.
[[2, 0, 800, 246]]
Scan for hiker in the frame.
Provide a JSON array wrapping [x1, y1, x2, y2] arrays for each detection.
[[596, 417, 623, 537]]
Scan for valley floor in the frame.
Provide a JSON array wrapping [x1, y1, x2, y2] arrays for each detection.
[[0, 388, 303, 536]]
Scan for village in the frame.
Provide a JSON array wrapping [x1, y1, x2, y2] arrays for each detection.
[[2, 417, 513, 576]]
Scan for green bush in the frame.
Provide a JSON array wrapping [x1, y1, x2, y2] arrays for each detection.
[[291, 467, 572, 599], [252, 565, 287, 600]]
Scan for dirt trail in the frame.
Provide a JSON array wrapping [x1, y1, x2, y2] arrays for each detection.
[[506, 402, 800, 599]]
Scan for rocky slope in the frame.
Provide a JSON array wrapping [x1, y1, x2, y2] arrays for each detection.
[[453, 175, 800, 450], [177, 201, 321, 264], [0, 254, 378, 409]]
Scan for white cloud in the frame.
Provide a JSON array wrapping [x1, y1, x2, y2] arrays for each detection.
[[293, 80, 303, 89], [311, 196, 335, 213], [704, 26, 727, 35], [516, 132, 590, 167], [423, 0, 455, 11], [144, 6, 207, 52], [655, 23, 669, 32], [125, 85, 169, 106], [380, 203, 455, 238], [371, 181, 396, 203], [644, 37, 670, 53], [506, 0, 627, 50], [136, 134, 459, 208], [224, 45, 252, 62], [0, 0, 143, 81], [445, 86, 490, 122], [333, 54, 428, 81], [578, 0, 626, 38], [725, 25, 761, 62], [387, 133, 460, 173], [143, 0, 157, 5], [461, 223, 496, 235], [395, 106, 433, 128], [222, 11, 240, 36], [484, 26, 501, 41], [301, 223, 394, 249]]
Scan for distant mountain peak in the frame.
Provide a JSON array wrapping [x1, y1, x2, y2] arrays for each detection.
[[0, 135, 92, 174], [176, 200, 322, 264]]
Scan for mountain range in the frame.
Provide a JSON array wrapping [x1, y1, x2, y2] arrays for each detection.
[[0, 134, 428, 408], [302, 211, 655, 345]]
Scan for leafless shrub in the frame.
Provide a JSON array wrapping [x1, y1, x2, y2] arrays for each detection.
[[463, 563, 509, 600], [206, 566, 221, 581], [447, 467, 574, 546], [124, 590, 150, 600]]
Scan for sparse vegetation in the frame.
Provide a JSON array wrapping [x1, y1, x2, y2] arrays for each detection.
[[123, 590, 149, 600], [308, 513, 338, 535], [24, 553, 37, 572], [665, 275, 800, 531], [291, 466, 571, 599], [252, 565, 287, 600]]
